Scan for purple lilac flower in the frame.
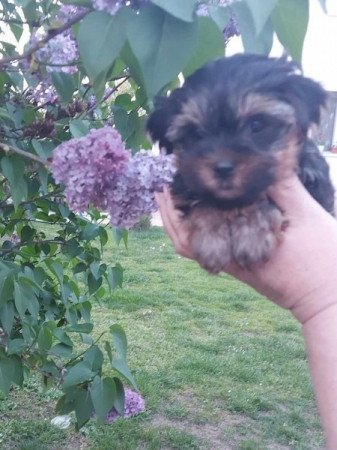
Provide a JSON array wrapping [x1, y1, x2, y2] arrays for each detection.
[[55, 5, 88, 25], [8, 234, 20, 245], [106, 388, 145, 422], [197, 1, 240, 42], [92, 0, 149, 15], [223, 14, 240, 43], [36, 33, 79, 75], [26, 78, 58, 105], [92, 0, 125, 15], [51, 127, 130, 211], [106, 151, 176, 228]]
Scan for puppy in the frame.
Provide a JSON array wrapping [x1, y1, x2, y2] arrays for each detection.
[[147, 54, 335, 274]]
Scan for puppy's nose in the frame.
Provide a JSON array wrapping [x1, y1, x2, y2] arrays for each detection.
[[214, 162, 234, 179]]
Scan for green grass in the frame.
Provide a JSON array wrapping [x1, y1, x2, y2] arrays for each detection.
[[0, 227, 324, 449]]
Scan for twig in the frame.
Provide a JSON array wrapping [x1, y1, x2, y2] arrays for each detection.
[[82, 76, 130, 117], [0, 142, 48, 165], [0, 10, 89, 69]]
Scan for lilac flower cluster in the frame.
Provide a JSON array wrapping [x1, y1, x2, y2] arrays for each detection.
[[55, 5, 88, 26], [26, 79, 58, 105], [51, 127, 130, 211], [36, 33, 79, 75], [92, 0, 149, 15], [105, 151, 176, 228], [106, 388, 145, 422], [51, 127, 176, 227]]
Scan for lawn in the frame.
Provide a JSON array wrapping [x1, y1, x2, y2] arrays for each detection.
[[0, 227, 324, 449]]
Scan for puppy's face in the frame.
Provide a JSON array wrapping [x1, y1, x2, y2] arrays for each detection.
[[147, 55, 326, 204], [165, 91, 299, 202]]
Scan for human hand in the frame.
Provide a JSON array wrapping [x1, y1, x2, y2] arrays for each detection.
[[155, 176, 337, 324]]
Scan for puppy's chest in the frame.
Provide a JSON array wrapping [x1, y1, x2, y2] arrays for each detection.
[[182, 199, 285, 273]]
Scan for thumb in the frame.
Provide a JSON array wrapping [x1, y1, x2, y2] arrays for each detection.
[[267, 175, 324, 219]]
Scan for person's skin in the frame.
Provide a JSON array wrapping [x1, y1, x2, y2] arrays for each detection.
[[155, 175, 337, 448]]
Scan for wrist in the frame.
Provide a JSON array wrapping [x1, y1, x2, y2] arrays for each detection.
[[289, 281, 337, 324]]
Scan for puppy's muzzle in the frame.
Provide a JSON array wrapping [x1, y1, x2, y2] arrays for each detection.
[[214, 161, 235, 180]]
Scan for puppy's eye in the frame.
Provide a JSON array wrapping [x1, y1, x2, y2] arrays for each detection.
[[248, 118, 266, 133]]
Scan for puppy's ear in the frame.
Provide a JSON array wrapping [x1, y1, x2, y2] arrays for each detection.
[[280, 76, 327, 130], [147, 88, 187, 153]]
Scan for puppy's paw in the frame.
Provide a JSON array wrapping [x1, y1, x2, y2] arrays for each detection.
[[231, 201, 284, 269], [191, 228, 231, 274], [187, 207, 231, 274]]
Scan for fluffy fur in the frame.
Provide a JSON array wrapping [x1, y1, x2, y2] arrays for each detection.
[[147, 54, 335, 273]]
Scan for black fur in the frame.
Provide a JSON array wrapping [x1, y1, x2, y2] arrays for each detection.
[[147, 54, 335, 214]]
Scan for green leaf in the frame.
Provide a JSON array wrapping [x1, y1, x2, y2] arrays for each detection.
[[151, 0, 199, 22], [52, 329, 73, 347], [38, 325, 53, 351], [14, 280, 30, 317], [7, 338, 25, 355], [74, 388, 94, 429], [110, 324, 127, 360], [83, 345, 104, 372], [113, 377, 125, 415], [77, 9, 132, 91], [232, 2, 274, 54], [51, 72, 76, 103], [69, 119, 91, 138], [107, 264, 123, 290], [271, 0, 309, 61], [184, 17, 225, 77], [81, 222, 100, 241], [20, 225, 36, 242], [0, 302, 14, 334], [90, 375, 116, 422], [113, 107, 139, 143], [104, 341, 113, 364], [90, 261, 101, 280], [87, 273, 102, 295], [49, 343, 73, 358], [111, 358, 137, 389], [73, 262, 87, 274], [57, 386, 94, 428], [1, 156, 27, 208], [67, 323, 94, 334], [244, 0, 279, 35], [10, 23, 23, 41], [45, 260, 64, 284], [62, 361, 94, 389], [0, 276, 14, 308], [127, 5, 198, 97], [112, 228, 128, 247], [0, 356, 23, 396]]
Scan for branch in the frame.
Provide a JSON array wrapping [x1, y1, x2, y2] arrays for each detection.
[[82, 76, 130, 117], [0, 10, 89, 69], [0, 142, 49, 165], [0, 16, 41, 27]]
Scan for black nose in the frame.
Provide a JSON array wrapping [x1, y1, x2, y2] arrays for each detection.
[[214, 162, 234, 179]]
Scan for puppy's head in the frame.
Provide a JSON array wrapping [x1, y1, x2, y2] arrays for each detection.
[[147, 54, 326, 205]]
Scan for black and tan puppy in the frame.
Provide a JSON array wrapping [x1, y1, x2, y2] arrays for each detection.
[[147, 54, 335, 274]]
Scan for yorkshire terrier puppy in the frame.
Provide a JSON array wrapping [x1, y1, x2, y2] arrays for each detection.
[[147, 54, 335, 274]]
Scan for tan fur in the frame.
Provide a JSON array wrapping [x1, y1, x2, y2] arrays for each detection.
[[239, 94, 296, 123], [186, 200, 285, 273]]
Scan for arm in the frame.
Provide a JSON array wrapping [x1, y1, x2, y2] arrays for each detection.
[[155, 177, 337, 448]]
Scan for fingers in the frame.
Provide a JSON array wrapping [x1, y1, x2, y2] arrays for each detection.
[[267, 175, 325, 220], [155, 186, 194, 259]]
